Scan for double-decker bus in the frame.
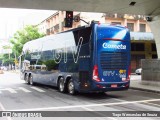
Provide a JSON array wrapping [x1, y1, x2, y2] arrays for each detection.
[[19, 22, 131, 95]]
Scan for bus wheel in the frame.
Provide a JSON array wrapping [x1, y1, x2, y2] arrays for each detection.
[[29, 75, 34, 85], [58, 77, 66, 93], [25, 74, 29, 84], [68, 79, 76, 95]]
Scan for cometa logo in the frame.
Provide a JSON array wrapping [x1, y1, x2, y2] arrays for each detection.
[[102, 43, 126, 49]]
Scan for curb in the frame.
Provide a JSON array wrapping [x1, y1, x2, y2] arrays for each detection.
[[130, 87, 160, 93]]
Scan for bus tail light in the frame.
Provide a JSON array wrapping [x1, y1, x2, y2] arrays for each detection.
[[93, 65, 100, 82], [127, 65, 131, 81]]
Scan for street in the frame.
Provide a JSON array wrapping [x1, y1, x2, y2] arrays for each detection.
[[0, 71, 160, 120]]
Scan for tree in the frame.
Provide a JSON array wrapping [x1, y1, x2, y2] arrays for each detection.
[[10, 25, 45, 57], [0, 45, 13, 66], [2, 54, 14, 66], [0, 54, 3, 65]]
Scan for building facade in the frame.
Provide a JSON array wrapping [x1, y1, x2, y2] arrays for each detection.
[[37, 11, 157, 72]]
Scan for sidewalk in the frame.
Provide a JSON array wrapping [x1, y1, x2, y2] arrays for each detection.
[[130, 75, 160, 93]]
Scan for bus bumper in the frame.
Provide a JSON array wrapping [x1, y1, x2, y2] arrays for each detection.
[[80, 81, 130, 93], [87, 81, 130, 92]]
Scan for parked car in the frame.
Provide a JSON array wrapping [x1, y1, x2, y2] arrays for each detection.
[[135, 68, 142, 75]]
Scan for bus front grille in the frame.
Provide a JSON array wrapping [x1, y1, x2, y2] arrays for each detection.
[[100, 52, 127, 70]]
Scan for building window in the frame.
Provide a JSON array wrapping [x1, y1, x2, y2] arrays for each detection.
[[131, 54, 145, 71], [111, 22, 121, 25], [127, 23, 134, 31], [152, 43, 157, 51], [131, 43, 145, 51], [140, 24, 146, 32], [152, 54, 158, 59]]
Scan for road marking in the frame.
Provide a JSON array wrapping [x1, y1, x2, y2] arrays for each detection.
[[18, 87, 31, 93], [0, 102, 12, 120], [0, 102, 5, 111], [6, 88, 17, 93], [8, 98, 160, 111], [30, 87, 45, 92], [0, 87, 45, 93]]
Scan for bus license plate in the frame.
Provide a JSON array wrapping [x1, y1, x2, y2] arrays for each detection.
[[111, 84, 117, 88]]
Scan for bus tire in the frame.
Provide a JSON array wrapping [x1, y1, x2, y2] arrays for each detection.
[[58, 77, 66, 93], [67, 79, 76, 95], [29, 75, 34, 85], [25, 74, 29, 84]]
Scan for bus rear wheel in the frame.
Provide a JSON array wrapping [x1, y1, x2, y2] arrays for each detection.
[[67, 79, 76, 95], [58, 77, 66, 93]]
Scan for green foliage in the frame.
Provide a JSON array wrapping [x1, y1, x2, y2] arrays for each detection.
[[0, 46, 14, 65], [10, 25, 45, 57], [3, 58, 14, 65], [2, 45, 11, 49], [0, 55, 3, 64], [2, 53, 15, 65], [0, 25, 45, 66], [43, 60, 57, 71], [0, 55, 3, 60]]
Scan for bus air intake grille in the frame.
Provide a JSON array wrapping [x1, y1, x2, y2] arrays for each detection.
[[100, 52, 127, 70]]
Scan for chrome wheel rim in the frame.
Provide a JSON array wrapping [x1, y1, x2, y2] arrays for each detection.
[[25, 75, 29, 84], [59, 79, 64, 92], [68, 81, 74, 94], [30, 76, 33, 85]]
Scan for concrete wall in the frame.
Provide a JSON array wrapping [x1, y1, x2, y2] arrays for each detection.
[[147, 16, 160, 58], [141, 59, 160, 86]]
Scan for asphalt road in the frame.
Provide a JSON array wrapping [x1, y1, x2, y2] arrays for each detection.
[[0, 71, 160, 120]]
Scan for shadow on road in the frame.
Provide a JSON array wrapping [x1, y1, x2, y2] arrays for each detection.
[[27, 82, 124, 100]]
